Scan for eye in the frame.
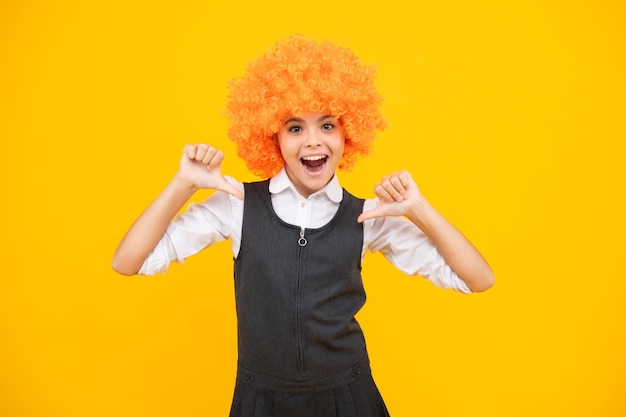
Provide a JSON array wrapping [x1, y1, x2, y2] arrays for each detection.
[[288, 125, 303, 133], [321, 123, 335, 130]]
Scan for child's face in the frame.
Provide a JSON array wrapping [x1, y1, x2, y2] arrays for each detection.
[[277, 111, 345, 198]]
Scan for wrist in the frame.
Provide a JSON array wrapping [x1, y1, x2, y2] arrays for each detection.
[[405, 198, 432, 227], [171, 173, 200, 194]]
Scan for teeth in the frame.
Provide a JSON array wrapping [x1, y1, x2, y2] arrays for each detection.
[[301, 155, 326, 161]]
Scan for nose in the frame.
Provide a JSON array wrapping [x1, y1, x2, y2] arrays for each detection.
[[304, 130, 322, 148]]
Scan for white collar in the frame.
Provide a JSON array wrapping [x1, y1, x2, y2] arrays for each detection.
[[269, 167, 344, 203]]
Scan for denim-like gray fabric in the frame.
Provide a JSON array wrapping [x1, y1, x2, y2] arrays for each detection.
[[229, 180, 391, 416], [234, 180, 366, 381]]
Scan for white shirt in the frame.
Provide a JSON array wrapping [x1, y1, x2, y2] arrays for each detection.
[[140, 168, 471, 293]]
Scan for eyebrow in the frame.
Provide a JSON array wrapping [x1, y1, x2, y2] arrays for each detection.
[[284, 114, 335, 124]]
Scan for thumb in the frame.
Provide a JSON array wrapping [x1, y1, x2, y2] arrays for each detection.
[[357, 206, 385, 223], [215, 176, 244, 200]]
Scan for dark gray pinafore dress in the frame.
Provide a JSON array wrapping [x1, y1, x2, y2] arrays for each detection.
[[229, 180, 390, 417]]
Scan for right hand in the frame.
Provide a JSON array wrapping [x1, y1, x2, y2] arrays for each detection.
[[176, 144, 243, 200]]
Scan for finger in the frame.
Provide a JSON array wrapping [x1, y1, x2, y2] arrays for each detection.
[[398, 170, 411, 188], [207, 150, 225, 170], [374, 184, 394, 203], [216, 178, 244, 200], [195, 144, 209, 161], [388, 175, 408, 201], [201, 146, 218, 165], [357, 207, 384, 223], [384, 178, 405, 202], [184, 144, 197, 159]]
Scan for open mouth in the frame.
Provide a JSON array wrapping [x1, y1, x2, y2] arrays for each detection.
[[301, 155, 328, 173]]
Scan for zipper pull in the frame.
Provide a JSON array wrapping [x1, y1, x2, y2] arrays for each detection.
[[298, 228, 308, 247]]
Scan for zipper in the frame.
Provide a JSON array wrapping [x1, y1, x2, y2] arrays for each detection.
[[298, 227, 308, 247], [296, 227, 307, 374]]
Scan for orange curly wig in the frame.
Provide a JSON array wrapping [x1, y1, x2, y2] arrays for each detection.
[[225, 35, 386, 178]]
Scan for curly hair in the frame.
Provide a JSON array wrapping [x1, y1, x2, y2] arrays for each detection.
[[225, 34, 386, 178]]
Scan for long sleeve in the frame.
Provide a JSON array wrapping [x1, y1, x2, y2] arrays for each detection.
[[362, 199, 472, 293], [138, 177, 244, 275]]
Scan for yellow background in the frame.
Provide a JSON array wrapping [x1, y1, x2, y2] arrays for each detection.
[[1, 1, 624, 416]]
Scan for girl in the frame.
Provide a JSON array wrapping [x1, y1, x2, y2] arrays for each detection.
[[113, 35, 494, 417]]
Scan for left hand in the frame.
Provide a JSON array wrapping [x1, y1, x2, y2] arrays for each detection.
[[357, 170, 425, 223]]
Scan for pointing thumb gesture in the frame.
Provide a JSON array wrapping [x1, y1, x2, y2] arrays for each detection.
[[177, 144, 244, 200], [357, 170, 423, 223]]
